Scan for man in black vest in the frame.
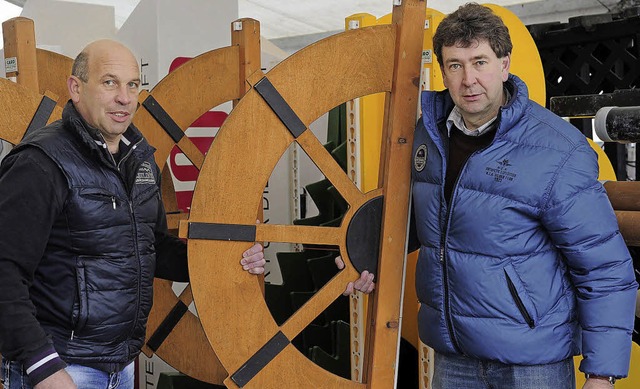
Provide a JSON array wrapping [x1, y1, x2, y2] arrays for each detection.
[[0, 39, 265, 389]]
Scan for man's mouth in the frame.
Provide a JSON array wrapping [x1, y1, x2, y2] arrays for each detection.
[[463, 93, 481, 101], [109, 111, 131, 122]]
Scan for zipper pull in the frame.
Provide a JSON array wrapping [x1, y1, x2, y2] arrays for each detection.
[[70, 330, 74, 340], [440, 246, 445, 263], [112, 197, 116, 210]]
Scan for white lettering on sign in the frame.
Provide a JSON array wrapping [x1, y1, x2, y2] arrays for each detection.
[[5, 57, 17, 73]]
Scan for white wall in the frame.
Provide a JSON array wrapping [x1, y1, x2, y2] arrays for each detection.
[[117, 0, 237, 90], [21, 0, 115, 58]]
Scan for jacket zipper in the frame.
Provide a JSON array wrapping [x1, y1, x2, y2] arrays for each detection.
[[441, 205, 462, 354], [440, 140, 494, 354], [122, 140, 146, 360], [100, 134, 146, 359]]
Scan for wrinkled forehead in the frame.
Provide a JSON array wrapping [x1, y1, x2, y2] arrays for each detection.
[[443, 39, 497, 60]]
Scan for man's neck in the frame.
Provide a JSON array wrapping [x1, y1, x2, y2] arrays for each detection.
[[102, 135, 121, 154], [463, 95, 505, 130]]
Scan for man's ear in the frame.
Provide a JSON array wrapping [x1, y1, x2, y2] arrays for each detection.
[[67, 75, 82, 102], [501, 54, 511, 82]]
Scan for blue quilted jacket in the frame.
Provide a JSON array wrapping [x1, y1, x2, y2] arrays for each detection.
[[412, 74, 637, 377]]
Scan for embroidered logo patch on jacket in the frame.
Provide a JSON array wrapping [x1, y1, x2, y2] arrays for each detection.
[[414, 144, 427, 172], [135, 161, 156, 185]]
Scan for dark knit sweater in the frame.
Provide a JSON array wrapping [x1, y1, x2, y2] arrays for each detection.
[[444, 125, 498, 203]]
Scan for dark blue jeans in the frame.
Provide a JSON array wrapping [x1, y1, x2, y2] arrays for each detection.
[[1, 358, 134, 389], [433, 352, 576, 389]]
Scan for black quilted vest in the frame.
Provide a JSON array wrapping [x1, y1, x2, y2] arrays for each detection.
[[17, 102, 160, 371]]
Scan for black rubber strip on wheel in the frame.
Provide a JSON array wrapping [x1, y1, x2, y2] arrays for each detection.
[[142, 95, 185, 143], [146, 300, 189, 352], [231, 331, 290, 387], [188, 222, 257, 242], [254, 77, 307, 138], [25, 95, 56, 136]]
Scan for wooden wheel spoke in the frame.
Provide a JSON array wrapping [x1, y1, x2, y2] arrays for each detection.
[[138, 90, 206, 170], [256, 224, 343, 246], [280, 266, 358, 340], [175, 136, 206, 170], [296, 130, 363, 205]]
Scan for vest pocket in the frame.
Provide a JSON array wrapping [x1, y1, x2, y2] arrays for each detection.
[[134, 185, 159, 206], [73, 262, 89, 333], [504, 265, 536, 328]]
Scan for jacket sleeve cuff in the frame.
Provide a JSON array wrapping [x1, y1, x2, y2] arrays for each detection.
[[23, 344, 67, 386]]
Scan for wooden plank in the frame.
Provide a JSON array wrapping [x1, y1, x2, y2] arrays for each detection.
[[232, 18, 262, 105], [134, 46, 241, 170], [266, 25, 395, 125], [280, 266, 358, 340], [36, 49, 73, 106], [365, 1, 425, 387], [223, 345, 364, 389], [2, 17, 39, 91], [256, 224, 344, 246], [0, 78, 63, 144], [296, 130, 363, 204]]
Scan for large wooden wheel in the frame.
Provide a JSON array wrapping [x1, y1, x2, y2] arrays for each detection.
[[185, 1, 425, 388], [134, 18, 261, 383]]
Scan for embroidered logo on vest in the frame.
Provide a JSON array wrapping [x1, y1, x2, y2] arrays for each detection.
[[414, 144, 427, 172], [135, 161, 156, 185], [485, 158, 517, 183]]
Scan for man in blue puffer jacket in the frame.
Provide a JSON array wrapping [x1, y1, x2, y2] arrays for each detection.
[[412, 3, 638, 388]]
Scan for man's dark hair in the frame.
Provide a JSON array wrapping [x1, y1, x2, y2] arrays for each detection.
[[71, 51, 89, 82], [433, 2, 512, 67]]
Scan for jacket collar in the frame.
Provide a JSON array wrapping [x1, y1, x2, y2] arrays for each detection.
[[61, 100, 154, 167], [420, 74, 529, 148]]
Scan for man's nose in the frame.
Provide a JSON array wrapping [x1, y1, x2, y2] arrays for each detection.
[[462, 67, 477, 86], [115, 86, 135, 105]]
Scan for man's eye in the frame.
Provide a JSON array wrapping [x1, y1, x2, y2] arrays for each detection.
[[449, 64, 461, 70], [128, 82, 140, 89], [104, 80, 116, 87]]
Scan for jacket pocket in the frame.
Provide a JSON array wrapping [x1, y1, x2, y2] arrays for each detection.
[[504, 265, 537, 328], [79, 188, 118, 207], [72, 262, 89, 333]]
